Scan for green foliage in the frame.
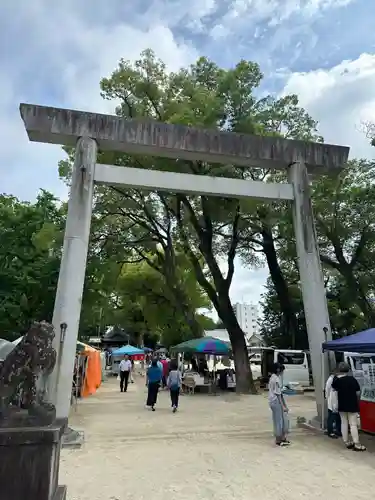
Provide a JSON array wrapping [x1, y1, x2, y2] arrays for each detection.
[[261, 158, 375, 347], [0, 191, 65, 339], [106, 261, 212, 347], [0, 190, 212, 345]]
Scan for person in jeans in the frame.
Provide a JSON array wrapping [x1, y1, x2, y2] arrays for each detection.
[[167, 359, 182, 413], [119, 355, 132, 393], [332, 362, 366, 451], [268, 362, 290, 446], [146, 359, 162, 411], [325, 368, 341, 438]]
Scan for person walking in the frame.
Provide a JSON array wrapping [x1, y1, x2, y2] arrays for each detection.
[[146, 359, 162, 411], [119, 355, 132, 393], [332, 362, 366, 451], [268, 362, 290, 446], [325, 368, 341, 438], [160, 356, 169, 389], [167, 359, 182, 413]]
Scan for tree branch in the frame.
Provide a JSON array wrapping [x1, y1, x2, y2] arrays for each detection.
[[350, 228, 370, 268], [320, 253, 340, 270], [175, 198, 220, 310], [226, 202, 240, 286]]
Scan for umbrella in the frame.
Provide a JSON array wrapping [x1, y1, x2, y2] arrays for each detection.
[[170, 336, 230, 355], [111, 345, 145, 356]]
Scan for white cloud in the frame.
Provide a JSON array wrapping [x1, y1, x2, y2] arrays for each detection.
[[215, 0, 355, 34], [282, 53, 375, 158], [0, 1, 197, 201], [230, 265, 268, 305]]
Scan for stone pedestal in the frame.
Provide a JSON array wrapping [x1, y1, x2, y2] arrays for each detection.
[[0, 425, 67, 500]]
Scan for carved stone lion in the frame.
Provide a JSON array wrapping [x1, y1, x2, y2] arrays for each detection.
[[0, 321, 57, 425]]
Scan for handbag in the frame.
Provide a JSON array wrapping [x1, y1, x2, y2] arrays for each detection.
[[283, 410, 291, 433]]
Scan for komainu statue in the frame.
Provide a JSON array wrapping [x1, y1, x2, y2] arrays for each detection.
[[0, 321, 57, 426]]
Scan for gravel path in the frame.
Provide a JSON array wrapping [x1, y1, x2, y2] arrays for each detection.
[[60, 376, 374, 500]]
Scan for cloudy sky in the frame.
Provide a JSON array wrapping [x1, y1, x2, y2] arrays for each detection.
[[1, 0, 375, 309]]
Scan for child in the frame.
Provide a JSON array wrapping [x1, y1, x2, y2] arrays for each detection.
[[167, 359, 182, 413]]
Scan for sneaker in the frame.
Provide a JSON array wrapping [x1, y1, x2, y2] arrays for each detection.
[[151, 406, 156, 412], [172, 406, 177, 413], [328, 433, 338, 439]]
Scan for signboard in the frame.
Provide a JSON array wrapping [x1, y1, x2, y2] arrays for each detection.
[[360, 364, 375, 402]]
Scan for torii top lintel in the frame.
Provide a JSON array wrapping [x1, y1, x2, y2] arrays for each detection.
[[19, 103, 349, 173]]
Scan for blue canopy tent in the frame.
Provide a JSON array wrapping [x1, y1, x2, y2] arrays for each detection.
[[112, 345, 144, 356], [111, 345, 145, 374], [322, 328, 375, 353]]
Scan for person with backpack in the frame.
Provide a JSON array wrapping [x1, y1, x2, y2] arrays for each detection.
[[167, 359, 182, 413]]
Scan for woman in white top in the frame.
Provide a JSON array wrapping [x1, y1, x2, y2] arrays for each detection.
[[325, 370, 341, 438], [268, 362, 290, 446]]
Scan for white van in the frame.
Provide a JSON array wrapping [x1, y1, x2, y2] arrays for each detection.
[[248, 347, 310, 387], [275, 349, 310, 387]]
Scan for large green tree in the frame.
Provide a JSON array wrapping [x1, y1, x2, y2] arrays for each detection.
[[88, 50, 325, 392], [261, 157, 375, 344], [0, 191, 65, 339]]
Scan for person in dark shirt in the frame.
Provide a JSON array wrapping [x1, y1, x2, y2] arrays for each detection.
[[332, 362, 366, 451]]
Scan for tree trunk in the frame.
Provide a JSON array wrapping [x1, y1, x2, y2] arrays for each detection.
[[261, 227, 300, 348], [218, 294, 257, 393], [182, 247, 256, 393], [175, 195, 255, 393]]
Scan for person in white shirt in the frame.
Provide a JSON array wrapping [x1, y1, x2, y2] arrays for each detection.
[[325, 368, 341, 438], [119, 355, 132, 392], [268, 362, 290, 446]]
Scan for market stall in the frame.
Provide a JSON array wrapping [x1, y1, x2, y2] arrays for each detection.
[[111, 345, 145, 374], [170, 337, 233, 392], [322, 328, 375, 434], [74, 342, 103, 399]]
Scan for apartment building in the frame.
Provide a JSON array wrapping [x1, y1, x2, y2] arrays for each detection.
[[232, 302, 260, 336]]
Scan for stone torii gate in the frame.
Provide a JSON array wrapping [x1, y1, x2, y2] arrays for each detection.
[[20, 103, 349, 425]]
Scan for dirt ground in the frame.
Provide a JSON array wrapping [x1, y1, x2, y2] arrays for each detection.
[[60, 375, 374, 500]]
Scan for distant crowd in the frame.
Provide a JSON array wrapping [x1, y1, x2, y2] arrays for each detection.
[[118, 353, 182, 413]]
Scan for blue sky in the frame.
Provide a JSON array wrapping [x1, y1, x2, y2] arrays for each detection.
[[1, 0, 375, 306]]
